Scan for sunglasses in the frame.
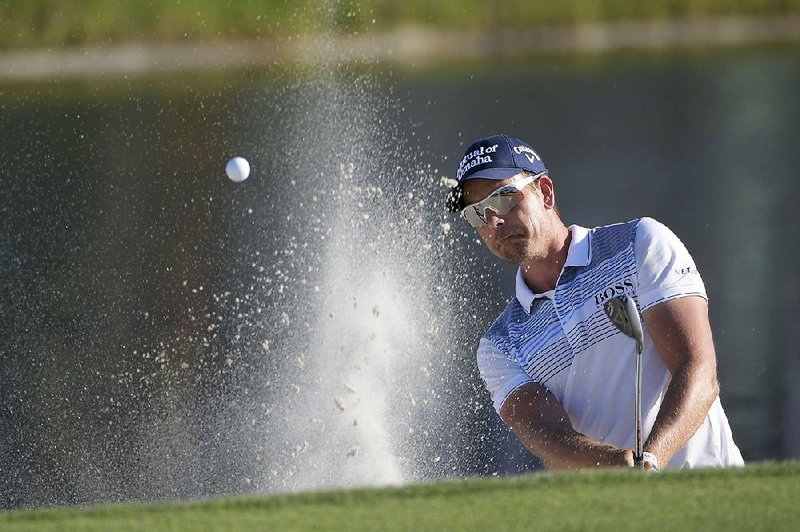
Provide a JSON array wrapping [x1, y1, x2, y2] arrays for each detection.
[[460, 174, 540, 228]]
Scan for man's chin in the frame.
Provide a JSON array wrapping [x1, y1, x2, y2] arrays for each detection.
[[492, 242, 529, 264]]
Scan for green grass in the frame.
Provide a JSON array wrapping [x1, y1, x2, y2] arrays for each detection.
[[1, 0, 799, 50], [3, 462, 799, 531]]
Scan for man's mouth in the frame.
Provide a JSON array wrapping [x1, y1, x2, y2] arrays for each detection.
[[497, 232, 524, 243]]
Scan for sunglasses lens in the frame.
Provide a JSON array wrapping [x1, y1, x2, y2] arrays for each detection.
[[459, 174, 540, 228], [487, 193, 519, 215], [463, 205, 485, 228], [462, 192, 522, 228]]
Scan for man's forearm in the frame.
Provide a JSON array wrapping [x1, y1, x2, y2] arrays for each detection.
[[501, 383, 634, 470], [644, 360, 719, 467], [511, 423, 633, 470]]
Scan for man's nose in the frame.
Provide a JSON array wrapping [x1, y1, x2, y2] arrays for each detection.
[[486, 209, 504, 229]]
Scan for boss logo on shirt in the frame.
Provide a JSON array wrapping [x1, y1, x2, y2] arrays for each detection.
[[594, 278, 634, 306]]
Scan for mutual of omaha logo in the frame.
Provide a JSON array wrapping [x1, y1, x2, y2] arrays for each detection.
[[457, 143, 498, 180]]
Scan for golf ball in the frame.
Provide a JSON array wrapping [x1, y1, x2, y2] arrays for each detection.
[[226, 156, 250, 183]]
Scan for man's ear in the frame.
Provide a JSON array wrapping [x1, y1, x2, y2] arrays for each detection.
[[537, 175, 556, 209]]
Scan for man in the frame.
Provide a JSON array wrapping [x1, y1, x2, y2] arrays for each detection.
[[447, 134, 743, 470]]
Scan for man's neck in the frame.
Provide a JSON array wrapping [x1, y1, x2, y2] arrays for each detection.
[[520, 225, 572, 294]]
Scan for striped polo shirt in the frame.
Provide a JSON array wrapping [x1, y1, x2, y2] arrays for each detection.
[[477, 217, 744, 468]]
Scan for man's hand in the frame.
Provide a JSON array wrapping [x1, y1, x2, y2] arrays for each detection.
[[637, 451, 660, 471]]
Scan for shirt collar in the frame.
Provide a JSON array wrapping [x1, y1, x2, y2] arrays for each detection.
[[515, 224, 592, 313]]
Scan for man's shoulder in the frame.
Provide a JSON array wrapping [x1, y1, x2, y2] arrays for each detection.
[[579, 218, 643, 267], [586, 217, 680, 258], [589, 217, 644, 235], [484, 297, 526, 338], [589, 217, 672, 237]]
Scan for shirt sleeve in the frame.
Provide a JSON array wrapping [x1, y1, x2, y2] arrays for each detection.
[[477, 337, 534, 413], [634, 217, 707, 311]]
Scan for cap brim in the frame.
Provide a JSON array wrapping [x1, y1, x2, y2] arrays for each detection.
[[462, 167, 525, 181]]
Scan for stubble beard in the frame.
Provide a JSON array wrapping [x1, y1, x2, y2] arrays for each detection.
[[499, 242, 539, 265], [490, 233, 540, 265], [489, 218, 556, 265]]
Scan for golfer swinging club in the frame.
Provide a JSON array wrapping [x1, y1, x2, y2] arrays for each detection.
[[447, 134, 744, 470]]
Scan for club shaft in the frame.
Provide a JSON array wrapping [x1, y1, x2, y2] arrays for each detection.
[[635, 346, 643, 462], [603, 296, 647, 467]]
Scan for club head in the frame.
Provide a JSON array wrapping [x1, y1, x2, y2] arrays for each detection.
[[604, 296, 644, 352]]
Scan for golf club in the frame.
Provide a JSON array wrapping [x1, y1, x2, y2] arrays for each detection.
[[604, 295, 645, 468]]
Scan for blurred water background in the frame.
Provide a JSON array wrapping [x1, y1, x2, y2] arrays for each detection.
[[1, 1, 799, 510]]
